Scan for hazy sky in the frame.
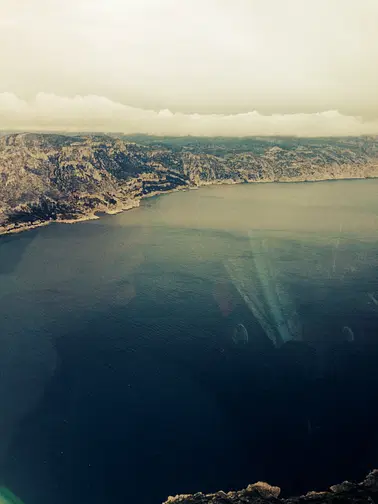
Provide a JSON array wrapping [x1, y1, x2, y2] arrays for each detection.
[[1, 0, 378, 136]]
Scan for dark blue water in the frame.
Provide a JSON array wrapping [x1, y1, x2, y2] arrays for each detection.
[[1, 180, 378, 504]]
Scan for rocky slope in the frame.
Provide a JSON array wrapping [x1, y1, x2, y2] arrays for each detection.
[[164, 470, 378, 504], [1, 133, 378, 234]]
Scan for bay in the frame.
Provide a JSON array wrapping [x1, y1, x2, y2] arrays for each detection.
[[1, 180, 378, 504]]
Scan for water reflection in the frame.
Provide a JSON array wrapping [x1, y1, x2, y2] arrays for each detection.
[[368, 292, 378, 307], [342, 326, 355, 343], [232, 323, 249, 345], [225, 236, 302, 347]]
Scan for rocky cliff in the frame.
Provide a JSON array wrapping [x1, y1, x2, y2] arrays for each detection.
[[164, 470, 378, 504], [1, 133, 378, 234]]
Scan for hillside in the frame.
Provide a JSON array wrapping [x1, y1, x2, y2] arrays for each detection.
[[164, 470, 378, 504], [1, 133, 378, 234]]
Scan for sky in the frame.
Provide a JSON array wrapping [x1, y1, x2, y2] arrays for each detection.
[[0, 0, 378, 136]]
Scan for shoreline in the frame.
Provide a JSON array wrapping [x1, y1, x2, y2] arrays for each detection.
[[0, 200, 141, 237], [0, 175, 376, 238]]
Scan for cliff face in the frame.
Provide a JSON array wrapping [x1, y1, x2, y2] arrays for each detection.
[[164, 470, 378, 504], [1, 133, 378, 234]]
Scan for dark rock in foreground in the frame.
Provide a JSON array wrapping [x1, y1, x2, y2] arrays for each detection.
[[1, 133, 378, 235], [164, 470, 378, 504]]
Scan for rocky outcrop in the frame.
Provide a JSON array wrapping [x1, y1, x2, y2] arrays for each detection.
[[164, 470, 378, 504], [1, 133, 378, 234]]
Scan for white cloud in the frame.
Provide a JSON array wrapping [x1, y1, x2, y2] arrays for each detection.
[[0, 0, 377, 120], [1, 93, 378, 137]]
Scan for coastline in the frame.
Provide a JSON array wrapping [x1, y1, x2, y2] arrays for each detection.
[[164, 470, 378, 504], [0, 174, 376, 238], [0, 214, 100, 237], [0, 200, 140, 237]]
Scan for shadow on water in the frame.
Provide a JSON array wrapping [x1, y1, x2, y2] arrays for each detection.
[[0, 231, 38, 275]]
